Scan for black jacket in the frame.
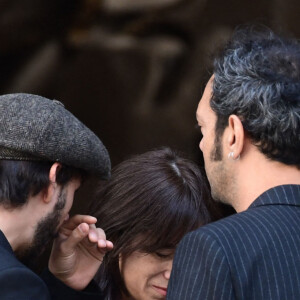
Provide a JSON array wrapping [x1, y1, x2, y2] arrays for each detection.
[[0, 230, 103, 299]]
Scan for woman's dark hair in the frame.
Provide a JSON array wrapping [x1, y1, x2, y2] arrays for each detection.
[[89, 147, 219, 299], [0, 160, 85, 208]]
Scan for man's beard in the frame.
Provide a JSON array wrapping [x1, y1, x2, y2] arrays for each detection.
[[207, 131, 233, 205], [210, 128, 223, 162], [17, 188, 67, 270]]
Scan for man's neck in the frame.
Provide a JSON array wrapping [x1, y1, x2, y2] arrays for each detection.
[[0, 196, 43, 251], [232, 156, 300, 213], [0, 206, 32, 251]]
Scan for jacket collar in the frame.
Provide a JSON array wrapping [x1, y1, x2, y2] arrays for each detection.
[[249, 184, 300, 209], [0, 230, 14, 253]]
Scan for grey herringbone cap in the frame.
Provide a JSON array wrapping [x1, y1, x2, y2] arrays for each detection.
[[0, 93, 111, 179]]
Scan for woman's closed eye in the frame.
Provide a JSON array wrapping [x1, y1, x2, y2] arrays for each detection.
[[154, 249, 174, 259]]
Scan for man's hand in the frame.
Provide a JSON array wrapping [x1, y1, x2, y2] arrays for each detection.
[[48, 215, 113, 291]]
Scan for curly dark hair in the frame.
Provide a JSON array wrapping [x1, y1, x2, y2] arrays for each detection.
[[211, 26, 300, 167]]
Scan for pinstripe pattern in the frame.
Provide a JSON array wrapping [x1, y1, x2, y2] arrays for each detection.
[[167, 185, 300, 300]]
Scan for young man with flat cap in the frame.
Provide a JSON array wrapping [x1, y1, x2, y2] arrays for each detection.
[[0, 93, 113, 299], [167, 28, 300, 299]]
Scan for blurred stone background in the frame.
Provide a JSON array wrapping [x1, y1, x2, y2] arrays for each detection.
[[1, 0, 300, 214]]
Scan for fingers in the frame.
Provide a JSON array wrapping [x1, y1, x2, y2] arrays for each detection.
[[97, 238, 113, 251], [88, 225, 114, 251], [103, 240, 114, 250], [60, 222, 90, 255], [62, 215, 97, 230], [88, 225, 105, 242], [58, 215, 114, 257]]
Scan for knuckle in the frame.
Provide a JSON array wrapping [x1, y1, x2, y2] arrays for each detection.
[[97, 228, 106, 239]]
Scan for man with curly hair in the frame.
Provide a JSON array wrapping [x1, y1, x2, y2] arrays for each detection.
[[167, 28, 300, 299]]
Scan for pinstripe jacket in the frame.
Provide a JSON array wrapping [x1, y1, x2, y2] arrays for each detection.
[[167, 185, 300, 300]]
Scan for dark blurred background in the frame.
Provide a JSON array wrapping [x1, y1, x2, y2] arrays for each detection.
[[1, 0, 300, 212]]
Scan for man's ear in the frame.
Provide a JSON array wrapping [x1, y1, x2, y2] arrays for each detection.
[[49, 162, 62, 184], [226, 115, 244, 159], [43, 163, 62, 204]]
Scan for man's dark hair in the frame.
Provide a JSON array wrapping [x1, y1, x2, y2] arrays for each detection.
[[89, 147, 223, 299], [0, 160, 85, 208], [211, 26, 300, 167]]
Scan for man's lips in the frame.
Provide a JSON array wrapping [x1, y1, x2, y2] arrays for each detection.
[[152, 285, 167, 296]]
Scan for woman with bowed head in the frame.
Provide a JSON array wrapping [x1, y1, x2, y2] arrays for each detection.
[[89, 147, 223, 300]]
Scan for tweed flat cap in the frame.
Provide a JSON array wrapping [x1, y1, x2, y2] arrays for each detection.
[[0, 93, 111, 179]]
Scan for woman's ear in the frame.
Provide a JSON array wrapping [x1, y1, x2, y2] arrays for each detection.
[[227, 115, 244, 159]]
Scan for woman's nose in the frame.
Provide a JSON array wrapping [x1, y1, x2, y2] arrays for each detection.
[[163, 269, 171, 280], [163, 260, 173, 280]]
